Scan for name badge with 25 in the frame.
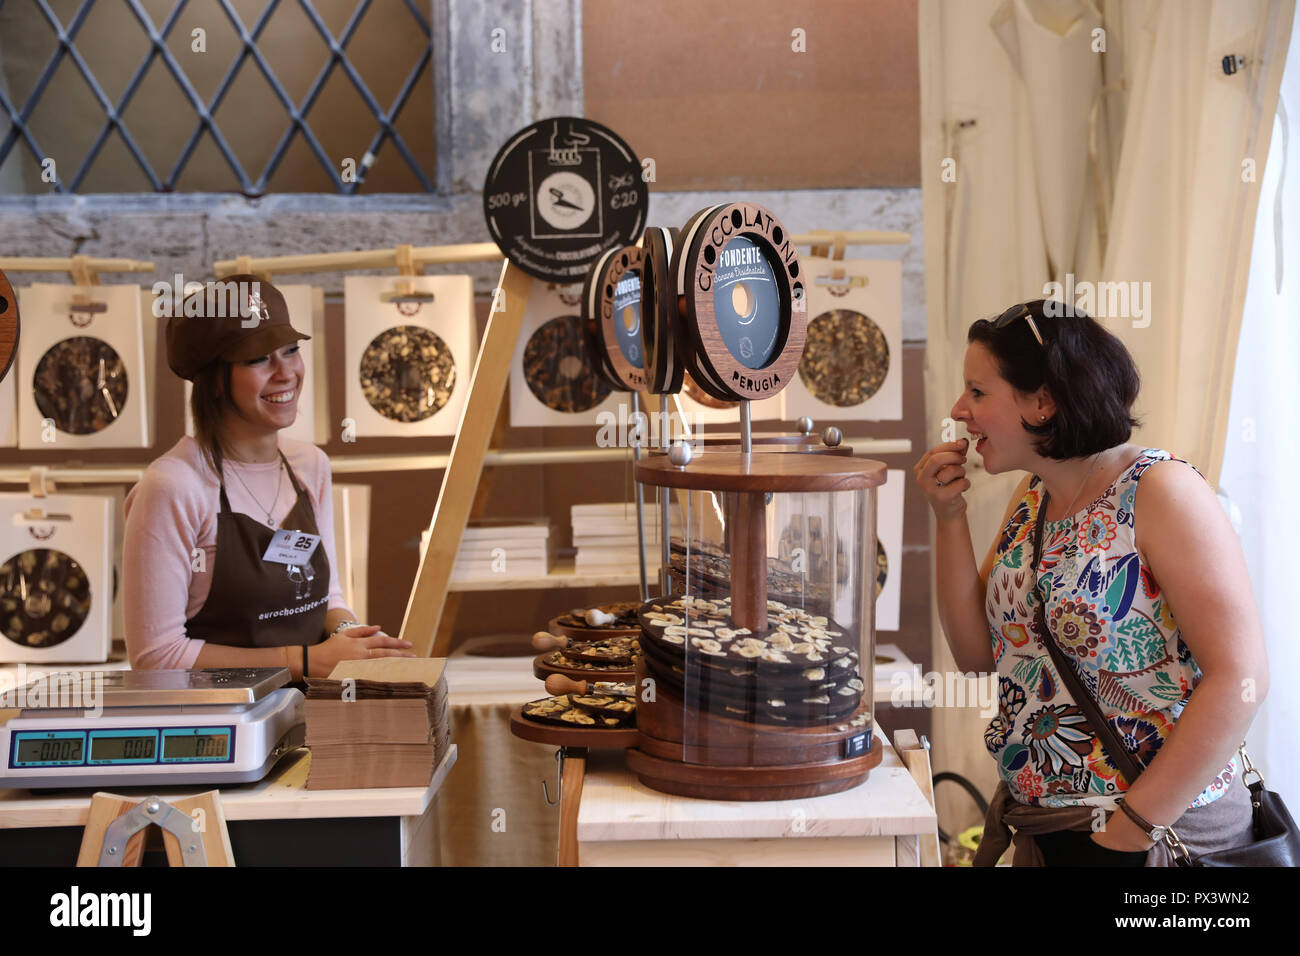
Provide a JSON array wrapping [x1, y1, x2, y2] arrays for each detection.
[[262, 530, 321, 565]]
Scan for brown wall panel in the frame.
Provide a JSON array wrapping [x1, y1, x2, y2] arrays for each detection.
[[583, 0, 920, 190]]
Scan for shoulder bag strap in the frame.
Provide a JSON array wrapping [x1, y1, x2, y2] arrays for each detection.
[[1031, 488, 1145, 786]]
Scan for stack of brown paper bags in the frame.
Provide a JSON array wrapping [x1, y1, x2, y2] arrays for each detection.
[[304, 658, 451, 790]]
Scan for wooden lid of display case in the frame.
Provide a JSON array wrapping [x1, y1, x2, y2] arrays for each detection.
[[636, 451, 887, 492], [0, 268, 17, 382]]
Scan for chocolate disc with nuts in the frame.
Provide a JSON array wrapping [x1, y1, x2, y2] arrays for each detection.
[[0, 267, 18, 383], [359, 326, 457, 423], [637, 595, 856, 672], [798, 309, 889, 406], [0, 549, 93, 648], [523, 315, 612, 413], [33, 337, 128, 435]]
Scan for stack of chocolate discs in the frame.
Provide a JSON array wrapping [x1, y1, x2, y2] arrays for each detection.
[[667, 540, 835, 616], [537, 601, 643, 679], [636, 595, 863, 726]]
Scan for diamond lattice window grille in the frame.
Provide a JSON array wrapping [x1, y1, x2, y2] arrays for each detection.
[[0, 0, 434, 194]]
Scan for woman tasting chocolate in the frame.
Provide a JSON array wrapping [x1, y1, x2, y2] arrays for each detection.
[[123, 276, 413, 679], [914, 300, 1267, 867]]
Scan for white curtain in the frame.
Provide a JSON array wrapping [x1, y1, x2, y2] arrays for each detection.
[[918, 0, 1295, 831], [1219, 17, 1300, 802]]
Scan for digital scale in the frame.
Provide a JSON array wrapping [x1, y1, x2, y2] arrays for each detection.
[[0, 668, 304, 789]]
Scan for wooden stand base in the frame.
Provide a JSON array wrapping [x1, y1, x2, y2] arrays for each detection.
[[630, 659, 881, 799], [625, 739, 882, 801]]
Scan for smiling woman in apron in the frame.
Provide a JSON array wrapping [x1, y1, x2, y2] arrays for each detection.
[[123, 276, 413, 680]]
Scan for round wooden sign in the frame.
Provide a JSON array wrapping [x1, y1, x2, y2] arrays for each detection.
[[673, 202, 806, 402], [0, 268, 18, 384], [483, 117, 648, 283], [581, 243, 646, 391], [638, 226, 684, 395]]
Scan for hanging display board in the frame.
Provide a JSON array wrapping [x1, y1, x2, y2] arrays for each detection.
[[483, 116, 648, 283], [785, 257, 902, 421], [17, 284, 149, 449], [510, 281, 620, 427], [0, 493, 113, 663], [343, 275, 476, 438]]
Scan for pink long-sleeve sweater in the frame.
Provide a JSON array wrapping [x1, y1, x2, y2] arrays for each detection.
[[123, 436, 347, 669]]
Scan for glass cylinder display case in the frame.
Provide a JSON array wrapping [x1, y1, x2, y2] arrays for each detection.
[[628, 451, 885, 800]]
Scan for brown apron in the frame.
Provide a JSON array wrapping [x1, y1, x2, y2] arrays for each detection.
[[186, 450, 330, 648]]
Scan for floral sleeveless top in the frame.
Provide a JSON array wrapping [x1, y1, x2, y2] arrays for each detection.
[[983, 449, 1236, 809]]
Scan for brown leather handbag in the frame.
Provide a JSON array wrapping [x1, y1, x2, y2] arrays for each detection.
[[1030, 491, 1298, 867]]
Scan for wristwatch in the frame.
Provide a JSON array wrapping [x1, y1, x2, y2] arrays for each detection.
[[1116, 798, 1168, 843]]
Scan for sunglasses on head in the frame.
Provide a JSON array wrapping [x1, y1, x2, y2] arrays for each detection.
[[992, 303, 1044, 346]]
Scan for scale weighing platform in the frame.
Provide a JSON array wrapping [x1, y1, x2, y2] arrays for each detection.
[[0, 668, 304, 790]]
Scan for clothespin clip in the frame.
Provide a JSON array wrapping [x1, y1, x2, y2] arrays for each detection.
[[28, 465, 54, 499], [812, 230, 869, 290], [381, 244, 434, 303], [69, 256, 106, 314]]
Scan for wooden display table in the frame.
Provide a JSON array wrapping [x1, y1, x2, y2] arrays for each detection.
[[0, 745, 457, 866], [575, 730, 935, 866]]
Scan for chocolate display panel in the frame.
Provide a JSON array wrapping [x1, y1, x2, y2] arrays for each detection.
[[0, 548, 92, 649], [359, 326, 457, 423], [798, 309, 890, 407], [33, 337, 128, 436], [522, 314, 611, 413]]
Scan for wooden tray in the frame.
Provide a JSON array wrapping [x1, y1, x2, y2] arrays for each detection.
[[509, 705, 639, 749], [533, 653, 635, 684], [624, 738, 882, 801]]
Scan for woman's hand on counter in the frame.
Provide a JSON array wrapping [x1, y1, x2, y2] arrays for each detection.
[[309, 624, 416, 676], [914, 438, 971, 520]]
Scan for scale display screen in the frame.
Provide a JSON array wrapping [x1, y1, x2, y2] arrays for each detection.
[[10, 726, 235, 768], [14, 733, 84, 767], [162, 728, 233, 763], [90, 731, 158, 764]]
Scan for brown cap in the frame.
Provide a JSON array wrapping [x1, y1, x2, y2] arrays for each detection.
[[165, 274, 310, 381]]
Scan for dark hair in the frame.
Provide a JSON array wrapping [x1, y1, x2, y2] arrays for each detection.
[[190, 359, 234, 475], [968, 299, 1140, 460]]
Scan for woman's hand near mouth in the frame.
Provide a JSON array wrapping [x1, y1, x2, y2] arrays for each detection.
[[914, 437, 971, 521]]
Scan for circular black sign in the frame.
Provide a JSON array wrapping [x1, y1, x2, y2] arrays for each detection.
[[640, 226, 685, 395], [483, 117, 648, 283]]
